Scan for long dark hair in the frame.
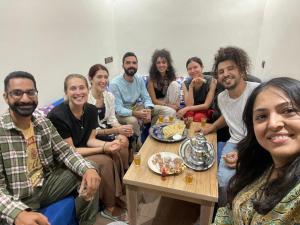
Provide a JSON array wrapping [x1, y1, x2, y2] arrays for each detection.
[[149, 49, 176, 84], [227, 77, 300, 214]]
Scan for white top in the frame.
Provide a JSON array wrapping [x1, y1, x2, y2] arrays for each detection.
[[218, 81, 259, 143], [88, 90, 120, 128]]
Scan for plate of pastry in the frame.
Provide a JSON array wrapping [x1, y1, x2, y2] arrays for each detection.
[[148, 152, 185, 175], [149, 122, 187, 143]]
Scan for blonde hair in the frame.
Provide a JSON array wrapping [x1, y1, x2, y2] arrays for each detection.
[[64, 74, 89, 93]]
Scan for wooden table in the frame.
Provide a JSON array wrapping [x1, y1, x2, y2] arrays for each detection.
[[124, 122, 218, 225]]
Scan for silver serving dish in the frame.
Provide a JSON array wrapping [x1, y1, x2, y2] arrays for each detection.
[[179, 138, 215, 171], [149, 122, 188, 143]]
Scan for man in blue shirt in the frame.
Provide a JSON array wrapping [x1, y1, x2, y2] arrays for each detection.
[[110, 52, 171, 145]]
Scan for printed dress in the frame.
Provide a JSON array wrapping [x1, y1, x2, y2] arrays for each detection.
[[214, 168, 300, 225]]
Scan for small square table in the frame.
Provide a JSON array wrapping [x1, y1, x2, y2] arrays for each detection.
[[124, 122, 218, 225]]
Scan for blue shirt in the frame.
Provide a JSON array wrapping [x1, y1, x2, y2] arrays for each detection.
[[110, 74, 154, 116]]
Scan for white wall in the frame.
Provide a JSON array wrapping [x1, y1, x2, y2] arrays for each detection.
[[254, 0, 300, 80], [0, 0, 117, 112], [1, 0, 299, 113], [113, 0, 267, 76]]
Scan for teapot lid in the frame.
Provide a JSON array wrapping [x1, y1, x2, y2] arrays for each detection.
[[190, 133, 207, 148]]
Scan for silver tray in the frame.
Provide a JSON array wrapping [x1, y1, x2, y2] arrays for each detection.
[[149, 122, 187, 143], [178, 139, 215, 171]]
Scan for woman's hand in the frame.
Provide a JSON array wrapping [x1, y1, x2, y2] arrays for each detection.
[[190, 77, 206, 88], [117, 125, 133, 137], [177, 107, 190, 118], [103, 140, 121, 154]]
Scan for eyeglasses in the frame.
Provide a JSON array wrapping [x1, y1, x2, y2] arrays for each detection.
[[7, 89, 38, 99]]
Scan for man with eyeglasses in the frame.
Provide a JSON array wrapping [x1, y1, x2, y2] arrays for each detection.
[[0, 71, 100, 225]]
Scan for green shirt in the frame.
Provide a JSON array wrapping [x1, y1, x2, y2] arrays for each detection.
[[0, 111, 95, 224], [214, 168, 300, 225]]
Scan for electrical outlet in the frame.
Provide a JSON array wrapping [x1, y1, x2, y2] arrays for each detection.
[[105, 56, 113, 64]]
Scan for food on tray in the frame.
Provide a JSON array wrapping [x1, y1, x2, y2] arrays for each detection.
[[151, 153, 185, 174], [162, 123, 186, 139]]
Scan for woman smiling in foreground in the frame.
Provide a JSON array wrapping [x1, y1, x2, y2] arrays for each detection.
[[214, 77, 300, 224]]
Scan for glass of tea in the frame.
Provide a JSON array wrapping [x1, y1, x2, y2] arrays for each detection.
[[201, 117, 207, 128], [133, 153, 141, 166], [158, 114, 164, 123], [185, 171, 193, 184]]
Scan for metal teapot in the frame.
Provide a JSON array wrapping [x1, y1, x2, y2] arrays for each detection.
[[188, 133, 210, 166]]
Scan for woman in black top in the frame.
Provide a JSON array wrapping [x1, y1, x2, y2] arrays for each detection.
[[177, 57, 217, 122], [147, 49, 180, 112], [48, 74, 128, 222]]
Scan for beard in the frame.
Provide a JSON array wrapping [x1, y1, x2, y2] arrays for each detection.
[[124, 67, 137, 76], [9, 101, 38, 117]]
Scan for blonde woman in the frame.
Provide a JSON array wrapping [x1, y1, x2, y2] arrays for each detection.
[[48, 74, 128, 223]]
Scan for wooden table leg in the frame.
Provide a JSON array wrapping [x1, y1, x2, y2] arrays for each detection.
[[126, 185, 138, 225], [199, 202, 214, 225]]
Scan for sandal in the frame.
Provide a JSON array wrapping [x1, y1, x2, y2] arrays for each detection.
[[100, 209, 129, 224]]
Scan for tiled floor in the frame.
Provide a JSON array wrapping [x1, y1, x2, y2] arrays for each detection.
[[94, 195, 200, 225]]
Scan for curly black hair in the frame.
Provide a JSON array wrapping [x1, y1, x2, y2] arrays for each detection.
[[227, 77, 300, 215], [212, 46, 251, 79], [149, 49, 176, 83]]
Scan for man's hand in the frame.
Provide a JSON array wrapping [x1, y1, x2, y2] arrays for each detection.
[[117, 125, 133, 137], [195, 123, 215, 135], [223, 151, 238, 169], [104, 140, 121, 154], [133, 109, 151, 123], [79, 169, 101, 201], [15, 211, 50, 225]]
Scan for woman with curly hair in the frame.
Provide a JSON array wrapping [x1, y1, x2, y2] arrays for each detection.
[[177, 57, 217, 122], [147, 49, 180, 114], [214, 77, 300, 224]]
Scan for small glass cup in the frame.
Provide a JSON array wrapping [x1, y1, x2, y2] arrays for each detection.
[[133, 153, 141, 166], [168, 115, 174, 123], [201, 117, 207, 128], [185, 117, 193, 129], [185, 171, 194, 184], [158, 114, 164, 123]]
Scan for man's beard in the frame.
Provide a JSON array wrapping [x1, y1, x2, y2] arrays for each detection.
[[9, 102, 38, 117], [124, 67, 137, 76]]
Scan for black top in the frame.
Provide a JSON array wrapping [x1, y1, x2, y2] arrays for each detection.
[[153, 79, 171, 99], [97, 106, 106, 121], [184, 75, 212, 105], [47, 102, 98, 147]]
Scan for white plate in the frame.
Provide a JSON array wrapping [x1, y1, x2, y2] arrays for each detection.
[[147, 152, 182, 175]]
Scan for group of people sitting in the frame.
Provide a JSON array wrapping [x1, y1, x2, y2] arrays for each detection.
[[0, 45, 299, 225]]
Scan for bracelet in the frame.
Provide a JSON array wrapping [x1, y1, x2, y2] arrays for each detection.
[[102, 142, 107, 153]]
